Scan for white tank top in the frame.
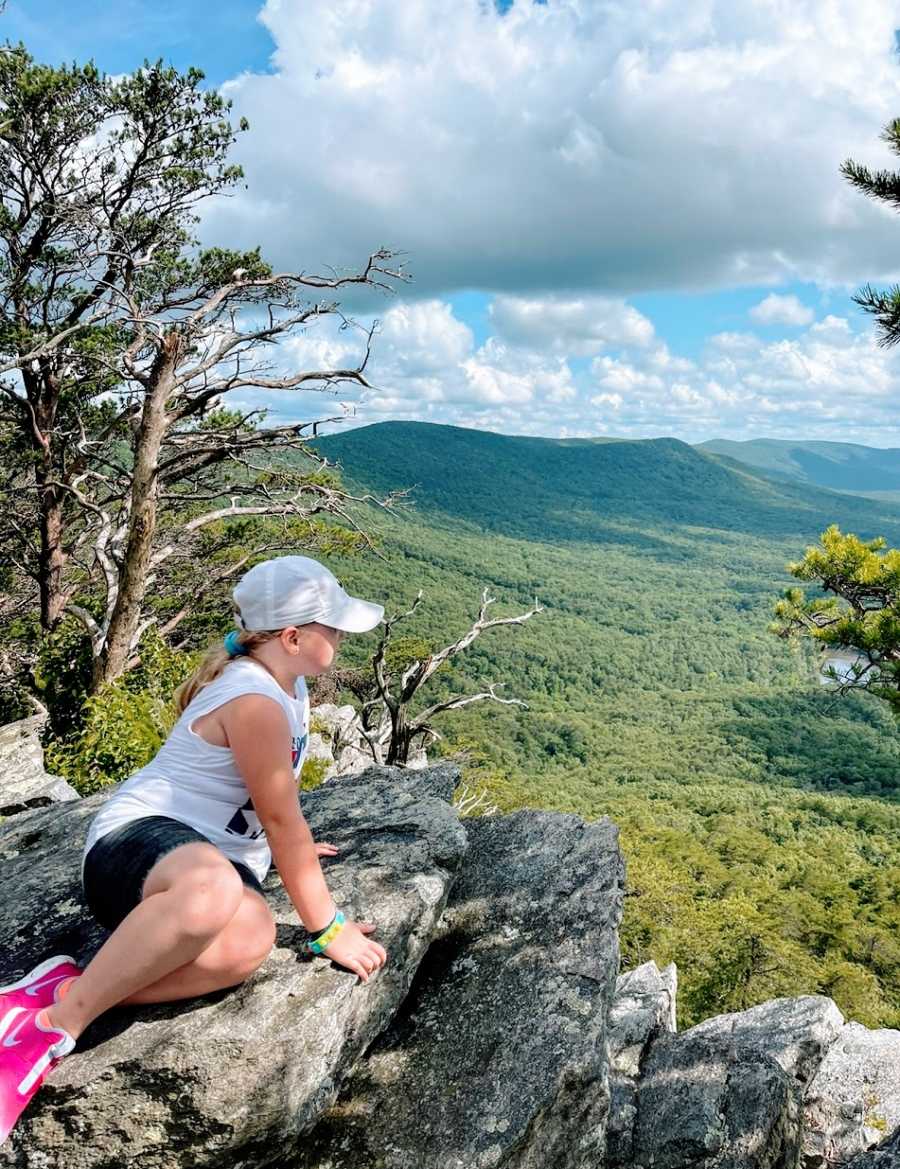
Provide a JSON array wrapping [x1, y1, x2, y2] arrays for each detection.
[[82, 658, 310, 883]]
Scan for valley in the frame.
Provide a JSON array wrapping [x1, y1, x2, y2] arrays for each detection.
[[312, 422, 900, 1028]]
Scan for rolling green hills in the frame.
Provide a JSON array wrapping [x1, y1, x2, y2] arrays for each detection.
[[318, 421, 900, 543], [698, 437, 900, 501], [311, 421, 900, 1029]]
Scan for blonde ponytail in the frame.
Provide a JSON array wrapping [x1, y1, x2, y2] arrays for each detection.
[[174, 626, 281, 714]]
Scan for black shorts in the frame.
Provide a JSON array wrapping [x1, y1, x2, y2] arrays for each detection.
[[82, 815, 266, 931]]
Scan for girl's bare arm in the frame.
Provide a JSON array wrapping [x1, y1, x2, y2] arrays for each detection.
[[222, 694, 387, 979], [222, 694, 333, 928]]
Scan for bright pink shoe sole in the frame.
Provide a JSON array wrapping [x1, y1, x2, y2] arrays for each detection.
[[0, 1006, 75, 1145]]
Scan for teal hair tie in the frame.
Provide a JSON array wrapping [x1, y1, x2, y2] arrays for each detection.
[[224, 630, 249, 656]]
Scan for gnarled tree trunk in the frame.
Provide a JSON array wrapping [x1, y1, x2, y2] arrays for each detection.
[[94, 335, 179, 686]]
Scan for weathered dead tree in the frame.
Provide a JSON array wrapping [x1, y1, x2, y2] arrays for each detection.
[[0, 52, 409, 698], [79, 258, 408, 688], [357, 589, 544, 766]]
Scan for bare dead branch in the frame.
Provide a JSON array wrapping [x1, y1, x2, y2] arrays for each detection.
[[360, 588, 544, 766], [411, 683, 528, 729]]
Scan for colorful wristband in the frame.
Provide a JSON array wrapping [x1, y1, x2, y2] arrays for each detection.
[[309, 910, 337, 940], [307, 910, 346, 954]]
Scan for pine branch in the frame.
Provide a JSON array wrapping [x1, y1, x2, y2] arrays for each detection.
[[851, 284, 900, 348], [840, 159, 900, 208]]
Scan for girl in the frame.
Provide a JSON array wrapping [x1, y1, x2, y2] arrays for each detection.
[[0, 555, 388, 1144]]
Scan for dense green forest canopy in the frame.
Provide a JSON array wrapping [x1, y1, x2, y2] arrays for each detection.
[[309, 421, 900, 1029]]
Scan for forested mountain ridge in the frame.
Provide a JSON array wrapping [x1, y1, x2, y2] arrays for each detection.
[[311, 419, 900, 1029], [698, 437, 900, 499], [316, 421, 900, 542]]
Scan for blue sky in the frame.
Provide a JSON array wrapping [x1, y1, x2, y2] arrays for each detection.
[[3, 0, 276, 87], [7, 0, 900, 445]]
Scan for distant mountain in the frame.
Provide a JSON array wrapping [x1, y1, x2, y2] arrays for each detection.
[[697, 438, 900, 498], [312, 419, 900, 1027], [315, 421, 900, 543]]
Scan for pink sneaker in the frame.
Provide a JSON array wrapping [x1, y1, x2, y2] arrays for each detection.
[[0, 956, 81, 1024], [0, 1006, 75, 1144]]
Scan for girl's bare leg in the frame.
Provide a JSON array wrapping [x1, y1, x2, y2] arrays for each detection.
[[45, 844, 274, 1040], [118, 888, 275, 1005]]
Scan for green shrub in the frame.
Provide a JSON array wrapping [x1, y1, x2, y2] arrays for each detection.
[[300, 755, 332, 791], [309, 713, 332, 739], [45, 682, 172, 795], [45, 630, 193, 795], [384, 635, 436, 675], [126, 628, 197, 701], [32, 618, 94, 737]]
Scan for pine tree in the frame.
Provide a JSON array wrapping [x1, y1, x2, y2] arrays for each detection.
[[842, 118, 900, 346], [771, 525, 900, 715]]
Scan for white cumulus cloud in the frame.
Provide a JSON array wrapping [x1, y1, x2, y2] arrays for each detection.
[[204, 0, 900, 300], [582, 315, 900, 441], [376, 300, 474, 374], [749, 293, 816, 327], [233, 291, 900, 445], [489, 294, 654, 355]]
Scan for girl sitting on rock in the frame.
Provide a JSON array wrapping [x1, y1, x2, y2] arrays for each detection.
[[0, 555, 388, 1144]]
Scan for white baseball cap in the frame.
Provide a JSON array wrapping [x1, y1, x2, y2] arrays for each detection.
[[232, 556, 384, 633]]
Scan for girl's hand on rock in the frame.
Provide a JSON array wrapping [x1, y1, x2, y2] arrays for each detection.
[[315, 841, 339, 857], [323, 920, 387, 983]]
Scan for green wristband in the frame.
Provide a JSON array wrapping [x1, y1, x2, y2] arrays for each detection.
[[308, 910, 346, 954]]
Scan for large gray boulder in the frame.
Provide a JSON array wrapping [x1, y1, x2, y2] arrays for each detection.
[[623, 997, 843, 1169], [309, 703, 370, 779], [310, 704, 362, 750], [0, 714, 79, 818], [630, 1028, 802, 1169], [0, 764, 467, 1169], [294, 810, 625, 1169], [803, 1023, 900, 1167], [310, 705, 429, 778], [688, 996, 845, 1088]]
